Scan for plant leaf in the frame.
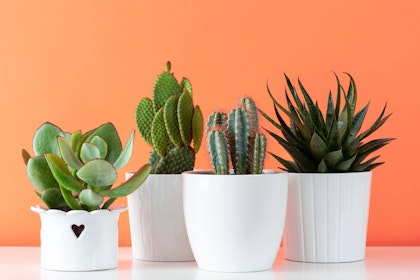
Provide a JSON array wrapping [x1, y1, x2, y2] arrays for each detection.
[[41, 188, 67, 209], [310, 132, 329, 161], [60, 185, 82, 210], [323, 149, 344, 169], [27, 156, 59, 191], [89, 136, 108, 159], [100, 164, 151, 198], [113, 130, 135, 170], [81, 143, 101, 163], [22, 149, 31, 166], [32, 122, 64, 156], [76, 159, 117, 188], [79, 189, 103, 210], [57, 136, 83, 170], [86, 123, 122, 164], [44, 153, 85, 192]]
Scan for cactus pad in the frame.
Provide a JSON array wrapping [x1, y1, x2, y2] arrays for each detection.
[[153, 70, 181, 112], [151, 108, 169, 157], [154, 146, 195, 174], [178, 91, 194, 146], [136, 97, 155, 146], [164, 95, 182, 146], [192, 105, 204, 153]]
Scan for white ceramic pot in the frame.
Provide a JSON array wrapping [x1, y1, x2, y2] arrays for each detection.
[[31, 206, 126, 271], [182, 170, 288, 272], [126, 173, 194, 261], [283, 172, 372, 263]]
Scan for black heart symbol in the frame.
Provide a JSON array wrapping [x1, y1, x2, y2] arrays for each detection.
[[71, 224, 85, 238]]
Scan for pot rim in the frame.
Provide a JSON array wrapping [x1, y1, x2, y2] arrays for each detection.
[[30, 205, 128, 216], [287, 171, 372, 175], [182, 169, 286, 176]]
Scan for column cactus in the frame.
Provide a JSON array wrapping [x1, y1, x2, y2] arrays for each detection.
[[206, 97, 267, 175], [136, 62, 204, 174]]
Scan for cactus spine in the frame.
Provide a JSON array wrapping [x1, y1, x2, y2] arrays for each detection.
[[207, 97, 267, 175], [136, 62, 203, 174]]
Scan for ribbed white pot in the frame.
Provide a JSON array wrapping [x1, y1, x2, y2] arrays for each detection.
[[182, 170, 288, 272], [126, 173, 194, 261], [31, 206, 126, 271], [283, 172, 372, 263]]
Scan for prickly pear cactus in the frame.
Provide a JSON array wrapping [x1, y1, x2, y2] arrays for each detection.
[[135, 62, 204, 174], [207, 97, 267, 175]]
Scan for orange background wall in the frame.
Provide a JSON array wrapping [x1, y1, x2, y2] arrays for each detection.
[[1, 0, 419, 246]]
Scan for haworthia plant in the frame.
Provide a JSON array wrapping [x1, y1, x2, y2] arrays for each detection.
[[23, 122, 151, 211], [260, 73, 394, 173], [207, 97, 267, 175], [135, 62, 204, 174]]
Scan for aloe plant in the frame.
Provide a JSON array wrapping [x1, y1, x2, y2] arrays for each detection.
[[207, 97, 267, 175], [260, 73, 394, 173], [136, 62, 204, 174], [22, 122, 151, 211]]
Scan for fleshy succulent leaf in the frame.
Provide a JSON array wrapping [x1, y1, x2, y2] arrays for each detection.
[[81, 142, 101, 163], [32, 122, 65, 156], [89, 136, 108, 159], [70, 130, 82, 152], [113, 130, 135, 170], [45, 153, 85, 193], [27, 156, 59, 191], [57, 136, 83, 170], [79, 189, 104, 210], [60, 185, 82, 210], [41, 188, 67, 209], [100, 164, 151, 198], [22, 149, 31, 166], [76, 159, 117, 188], [86, 123, 122, 164]]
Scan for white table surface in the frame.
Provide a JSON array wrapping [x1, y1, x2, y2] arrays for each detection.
[[0, 247, 419, 280]]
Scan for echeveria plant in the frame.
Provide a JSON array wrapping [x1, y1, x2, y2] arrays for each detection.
[[22, 122, 151, 211]]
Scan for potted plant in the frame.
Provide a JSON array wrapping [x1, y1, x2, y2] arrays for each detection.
[[260, 73, 394, 263], [182, 97, 288, 272], [22, 122, 151, 271], [127, 61, 203, 261]]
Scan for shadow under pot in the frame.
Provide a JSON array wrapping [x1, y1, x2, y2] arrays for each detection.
[[126, 173, 194, 261], [182, 170, 288, 273]]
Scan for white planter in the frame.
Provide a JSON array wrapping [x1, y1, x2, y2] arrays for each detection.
[[283, 172, 372, 263], [182, 170, 288, 272], [31, 206, 126, 271], [126, 173, 194, 261]]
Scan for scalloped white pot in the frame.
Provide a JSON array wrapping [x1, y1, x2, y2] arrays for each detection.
[[126, 173, 194, 261], [283, 172, 372, 263], [182, 170, 288, 273], [31, 206, 126, 271]]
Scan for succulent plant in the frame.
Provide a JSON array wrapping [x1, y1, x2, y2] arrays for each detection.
[[207, 97, 267, 175], [22, 122, 151, 211], [260, 73, 394, 173], [136, 62, 204, 174]]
